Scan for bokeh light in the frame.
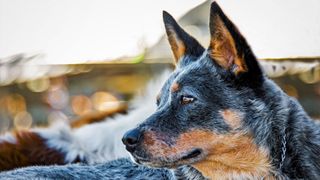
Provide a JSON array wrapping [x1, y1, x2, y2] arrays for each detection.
[[14, 111, 33, 129], [91, 91, 119, 111], [26, 78, 50, 92], [71, 95, 92, 116], [46, 87, 69, 110], [3, 94, 26, 117]]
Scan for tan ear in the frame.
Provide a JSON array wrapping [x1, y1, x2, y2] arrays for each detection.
[[209, 2, 247, 75], [163, 11, 204, 65], [166, 27, 186, 62]]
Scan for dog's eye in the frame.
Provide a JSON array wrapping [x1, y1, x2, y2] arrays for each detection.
[[180, 96, 194, 105]]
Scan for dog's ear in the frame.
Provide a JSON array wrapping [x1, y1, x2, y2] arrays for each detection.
[[208, 2, 262, 76], [163, 11, 204, 65]]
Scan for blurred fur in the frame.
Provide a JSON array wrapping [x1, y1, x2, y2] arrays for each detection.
[[0, 71, 170, 171]]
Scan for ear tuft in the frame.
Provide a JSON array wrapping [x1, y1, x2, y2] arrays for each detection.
[[209, 2, 247, 75], [163, 11, 204, 65], [208, 2, 264, 78], [163, 11, 185, 62]]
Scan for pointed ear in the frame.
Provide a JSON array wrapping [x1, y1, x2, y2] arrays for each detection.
[[208, 2, 262, 76], [163, 11, 204, 65]]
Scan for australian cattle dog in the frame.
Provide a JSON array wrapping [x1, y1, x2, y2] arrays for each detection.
[[1, 2, 319, 179]]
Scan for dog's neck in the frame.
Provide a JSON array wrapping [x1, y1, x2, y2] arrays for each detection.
[[276, 97, 320, 178]]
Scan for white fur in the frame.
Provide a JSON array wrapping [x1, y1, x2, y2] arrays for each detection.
[[35, 70, 171, 164], [0, 132, 16, 144]]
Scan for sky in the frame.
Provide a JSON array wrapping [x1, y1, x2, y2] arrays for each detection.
[[0, 0, 319, 64]]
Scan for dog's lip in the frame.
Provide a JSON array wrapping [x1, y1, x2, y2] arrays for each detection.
[[131, 154, 150, 164], [132, 148, 203, 167], [133, 156, 149, 162]]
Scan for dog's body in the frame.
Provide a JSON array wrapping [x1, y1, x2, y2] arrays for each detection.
[[0, 158, 175, 180], [1, 2, 320, 179]]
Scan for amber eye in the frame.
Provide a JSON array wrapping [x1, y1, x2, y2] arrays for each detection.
[[181, 96, 194, 105]]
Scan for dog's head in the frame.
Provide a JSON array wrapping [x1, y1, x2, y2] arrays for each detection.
[[123, 2, 270, 172]]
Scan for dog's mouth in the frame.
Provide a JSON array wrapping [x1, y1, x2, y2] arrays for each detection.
[[132, 148, 204, 168], [180, 148, 203, 160]]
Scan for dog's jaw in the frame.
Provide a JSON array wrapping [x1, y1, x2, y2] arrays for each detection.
[[191, 135, 274, 179], [130, 148, 205, 169]]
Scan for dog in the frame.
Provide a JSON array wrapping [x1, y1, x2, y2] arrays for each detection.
[[1, 2, 319, 179], [122, 2, 320, 179]]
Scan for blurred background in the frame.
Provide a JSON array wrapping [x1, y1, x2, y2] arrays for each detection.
[[0, 0, 319, 133]]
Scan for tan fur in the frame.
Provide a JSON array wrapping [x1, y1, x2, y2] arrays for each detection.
[[143, 130, 273, 179], [192, 134, 273, 179], [220, 109, 243, 129], [170, 82, 180, 93], [167, 29, 186, 63], [209, 15, 247, 75]]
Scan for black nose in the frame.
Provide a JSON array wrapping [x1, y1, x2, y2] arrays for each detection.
[[122, 129, 142, 152]]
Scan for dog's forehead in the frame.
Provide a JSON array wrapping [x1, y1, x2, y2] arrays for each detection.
[[178, 57, 218, 83], [162, 56, 218, 94], [161, 71, 178, 92]]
